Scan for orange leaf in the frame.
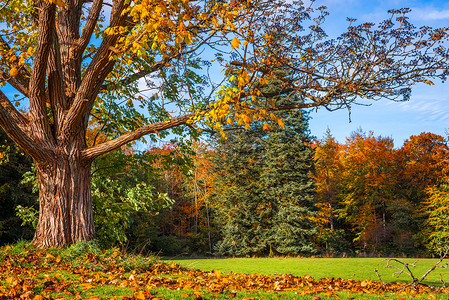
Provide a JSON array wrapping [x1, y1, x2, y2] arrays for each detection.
[[231, 37, 240, 49], [9, 67, 18, 77], [134, 291, 145, 300], [263, 122, 271, 131]]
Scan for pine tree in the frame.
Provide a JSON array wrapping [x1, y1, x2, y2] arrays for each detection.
[[262, 108, 317, 255], [211, 103, 317, 256], [211, 124, 271, 256]]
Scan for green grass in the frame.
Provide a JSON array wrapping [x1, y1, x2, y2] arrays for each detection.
[[2, 242, 448, 299], [166, 257, 449, 286]]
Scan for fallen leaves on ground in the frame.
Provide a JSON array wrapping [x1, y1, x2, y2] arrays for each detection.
[[0, 246, 447, 299]]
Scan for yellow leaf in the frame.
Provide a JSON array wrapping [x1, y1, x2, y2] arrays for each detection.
[[425, 79, 435, 85], [226, 118, 233, 125], [277, 119, 284, 127], [9, 67, 18, 77], [231, 37, 240, 50], [127, 99, 133, 105]]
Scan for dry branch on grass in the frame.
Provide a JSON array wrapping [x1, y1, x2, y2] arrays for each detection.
[[375, 249, 449, 292]]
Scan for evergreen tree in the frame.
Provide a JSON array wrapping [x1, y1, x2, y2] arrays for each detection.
[[262, 108, 317, 255], [211, 105, 317, 256], [212, 124, 270, 256]]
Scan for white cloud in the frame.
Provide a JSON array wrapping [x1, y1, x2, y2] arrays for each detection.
[[395, 96, 449, 123], [411, 7, 449, 21]]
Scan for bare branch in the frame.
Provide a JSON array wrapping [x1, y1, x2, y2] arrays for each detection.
[[0, 90, 29, 129], [28, 0, 56, 146], [377, 249, 449, 292], [81, 113, 194, 160], [0, 92, 47, 160], [77, 0, 103, 57]]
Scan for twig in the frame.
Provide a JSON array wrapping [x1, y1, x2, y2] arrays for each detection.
[[374, 261, 387, 290], [375, 247, 449, 292]]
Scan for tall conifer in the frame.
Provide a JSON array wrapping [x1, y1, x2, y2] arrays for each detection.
[[211, 103, 317, 256], [262, 108, 317, 255]]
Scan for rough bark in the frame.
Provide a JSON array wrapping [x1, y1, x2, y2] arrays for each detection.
[[32, 148, 95, 248]]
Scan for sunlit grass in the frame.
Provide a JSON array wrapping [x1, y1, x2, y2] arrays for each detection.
[[167, 256, 449, 286]]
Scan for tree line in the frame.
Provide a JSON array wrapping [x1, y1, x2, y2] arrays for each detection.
[[0, 0, 448, 248], [2, 109, 449, 257]]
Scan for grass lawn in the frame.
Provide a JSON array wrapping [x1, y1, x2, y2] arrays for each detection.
[[166, 257, 449, 286], [1, 242, 449, 299]]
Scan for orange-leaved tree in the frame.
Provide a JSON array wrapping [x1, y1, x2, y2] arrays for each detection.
[[313, 129, 343, 234], [396, 132, 449, 250], [338, 130, 397, 251], [0, 0, 448, 247]]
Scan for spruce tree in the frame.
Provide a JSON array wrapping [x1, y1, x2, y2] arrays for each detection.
[[211, 124, 271, 256], [262, 108, 317, 255], [211, 103, 317, 256]]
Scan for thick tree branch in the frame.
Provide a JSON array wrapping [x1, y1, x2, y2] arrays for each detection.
[[47, 31, 67, 131], [0, 72, 30, 98], [62, 0, 128, 136], [0, 90, 29, 129], [77, 0, 102, 57], [0, 37, 31, 95], [81, 113, 193, 160], [0, 92, 47, 160], [28, 0, 57, 148]]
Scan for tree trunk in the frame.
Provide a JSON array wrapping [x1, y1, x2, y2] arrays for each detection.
[[32, 152, 95, 248]]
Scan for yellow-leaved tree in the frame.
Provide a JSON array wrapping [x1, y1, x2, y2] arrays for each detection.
[[0, 0, 448, 247]]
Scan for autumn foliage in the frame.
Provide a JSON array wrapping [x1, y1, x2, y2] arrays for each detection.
[[313, 130, 449, 255]]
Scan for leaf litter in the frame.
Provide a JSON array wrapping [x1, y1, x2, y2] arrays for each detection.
[[0, 245, 447, 299]]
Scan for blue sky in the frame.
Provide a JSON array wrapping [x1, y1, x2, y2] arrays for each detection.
[[307, 0, 449, 146]]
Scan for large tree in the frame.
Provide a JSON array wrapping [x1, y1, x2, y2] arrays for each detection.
[[212, 121, 271, 256], [261, 108, 317, 255], [0, 0, 447, 247]]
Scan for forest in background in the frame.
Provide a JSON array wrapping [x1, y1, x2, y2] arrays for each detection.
[[1, 108, 449, 257]]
